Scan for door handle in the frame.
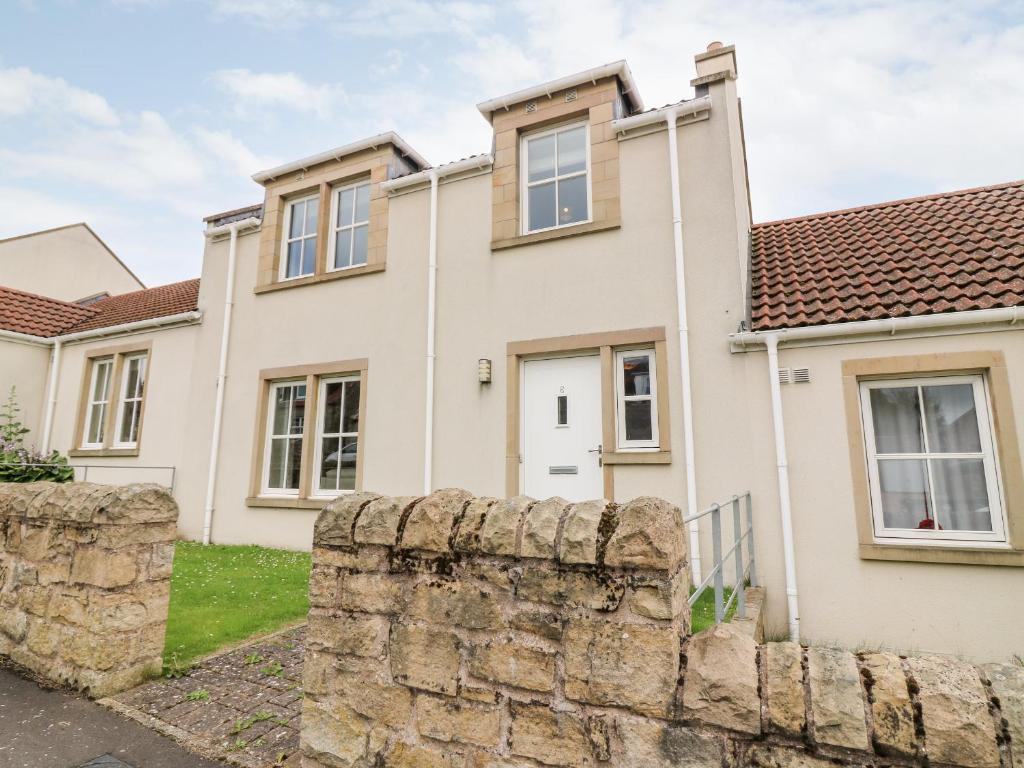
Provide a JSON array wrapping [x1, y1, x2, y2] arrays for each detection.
[[588, 445, 603, 467]]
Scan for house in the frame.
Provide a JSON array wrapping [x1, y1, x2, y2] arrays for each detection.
[[1, 42, 1021, 662]]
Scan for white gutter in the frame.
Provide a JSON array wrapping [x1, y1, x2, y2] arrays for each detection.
[[477, 60, 644, 120], [0, 328, 50, 347], [610, 95, 712, 134], [422, 170, 439, 495], [664, 107, 702, 585], [764, 333, 800, 642], [380, 155, 493, 194], [56, 311, 202, 344], [40, 340, 61, 454], [252, 132, 429, 182], [202, 216, 261, 544]]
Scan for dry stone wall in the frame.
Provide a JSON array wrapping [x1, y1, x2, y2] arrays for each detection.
[[0, 482, 177, 697], [302, 490, 1022, 768]]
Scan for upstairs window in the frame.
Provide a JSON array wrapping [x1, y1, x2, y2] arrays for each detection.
[[281, 193, 319, 279], [330, 181, 370, 270], [521, 121, 589, 234], [83, 357, 114, 448], [615, 348, 660, 450], [113, 353, 147, 448], [859, 375, 1006, 545]]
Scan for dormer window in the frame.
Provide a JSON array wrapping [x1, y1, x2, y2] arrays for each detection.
[[281, 193, 319, 280], [329, 181, 371, 271], [521, 121, 590, 234]]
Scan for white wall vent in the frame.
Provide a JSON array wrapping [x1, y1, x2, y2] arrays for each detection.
[[777, 368, 791, 385], [525, 100, 537, 114], [792, 367, 811, 383], [565, 88, 578, 103]]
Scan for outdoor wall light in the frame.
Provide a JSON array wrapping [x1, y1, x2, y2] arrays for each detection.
[[478, 358, 492, 384]]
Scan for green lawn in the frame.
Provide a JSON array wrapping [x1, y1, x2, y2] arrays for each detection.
[[690, 586, 737, 634], [163, 542, 312, 668]]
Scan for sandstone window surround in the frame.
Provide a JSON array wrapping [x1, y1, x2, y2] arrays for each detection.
[[71, 341, 151, 458], [843, 350, 1024, 566], [506, 327, 672, 500], [255, 148, 392, 295], [247, 359, 368, 511], [490, 77, 625, 251]]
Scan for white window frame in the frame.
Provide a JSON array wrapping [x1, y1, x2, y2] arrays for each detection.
[[519, 120, 592, 235], [112, 353, 147, 449], [261, 380, 307, 496], [312, 374, 361, 498], [859, 374, 1007, 546], [279, 193, 319, 281], [327, 180, 371, 272], [82, 357, 113, 449], [614, 348, 660, 451]]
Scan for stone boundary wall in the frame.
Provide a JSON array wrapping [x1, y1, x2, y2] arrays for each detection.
[[302, 490, 1023, 768], [0, 482, 178, 697]]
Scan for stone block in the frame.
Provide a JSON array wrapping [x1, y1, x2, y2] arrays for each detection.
[[907, 655, 1000, 768], [807, 647, 869, 751], [401, 489, 472, 553], [339, 572, 404, 614], [0, 609, 28, 642], [417, 695, 502, 747], [300, 698, 372, 767], [25, 619, 61, 657], [627, 570, 687, 621], [478, 495, 532, 555], [516, 569, 624, 611], [861, 652, 915, 758], [307, 612, 389, 658], [509, 608, 562, 641], [614, 717, 723, 768], [509, 702, 594, 766], [469, 638, 556, 692], [564, 617, 679, 718], [333, 669, 412, 727], [453, 497, 496, 551], [313, 545, 386, 572], [383, 742, 459, 768], [519, 496, 567, 559], [558, 500, 604, 565], [303, 649, 334, 696], [984, 662, 1024, 768], [765, 642, 805, 738], [146, 542, 175, 580], [743, 744, 847, 768], [604, 496, 684, 571], [391, 624, 460, 695], [69, 548, 136, 588], [308, 565, 340, 609], [408, 580, 503, 630], [314, 492, 379, 548], [355, 495, 416, 546], [682, 623, 760, 734]]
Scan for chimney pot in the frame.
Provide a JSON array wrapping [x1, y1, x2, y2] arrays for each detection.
[[706, 41, 723, 52]]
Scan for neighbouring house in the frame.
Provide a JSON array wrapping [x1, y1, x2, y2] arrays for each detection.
[[1, 42, 1021, 662]]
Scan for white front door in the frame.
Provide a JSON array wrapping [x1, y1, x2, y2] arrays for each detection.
[[522, 355, 604, 501]]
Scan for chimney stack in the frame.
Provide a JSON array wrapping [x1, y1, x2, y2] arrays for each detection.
[[692, 41, 738, 89]]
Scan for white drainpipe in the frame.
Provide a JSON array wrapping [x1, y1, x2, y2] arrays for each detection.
[[764, 333, 800, 641], [40, 339, 62, 454], [665, 108, 703, 584], [423, 170, 439, 495], [203, 216, 260, 544]]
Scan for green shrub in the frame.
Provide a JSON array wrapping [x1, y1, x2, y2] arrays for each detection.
[[0, 387, 74, 483]]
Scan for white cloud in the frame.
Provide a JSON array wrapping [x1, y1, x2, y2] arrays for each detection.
[[0, 66, 119, 126], [209, 0, 334, 28], [193, 127, 279, 178], [210, 68, 346, 118]]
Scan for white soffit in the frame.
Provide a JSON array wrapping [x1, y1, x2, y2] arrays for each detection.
[[252, 132, 429, 183]]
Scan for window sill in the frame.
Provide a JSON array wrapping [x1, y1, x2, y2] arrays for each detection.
[[246, 496, 332, 510], [602, 450, 671, 465], [859, 542, 1024, 566], [69, 448, 140, 458], [491, 219, 620, 251], [255, 262, 385, 294]]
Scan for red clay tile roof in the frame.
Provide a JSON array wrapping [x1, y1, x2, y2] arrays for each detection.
[[0, 279, 200, 338], [0, 286, 96, 337], [750, 180, 1024, 331]]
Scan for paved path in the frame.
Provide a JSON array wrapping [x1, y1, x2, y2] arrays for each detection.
[[0, 664, 224, 768], [106, 627, 305, 768]]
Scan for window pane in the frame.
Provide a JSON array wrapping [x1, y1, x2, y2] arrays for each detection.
[[622, 355, 651, 396], [92, 362, 111, 401], [119, 401, 138, 444], [286, 437, 303, 490], [302, 236, 317, 275], [354, 184, 370, 224], [527, 134, 556, 182], [124, 359, 140, 398], [338, 188, 354, 227], [272, 386, 292, 435], [528, 182, 556, 231], [335, 230, 352, 269], [869, 387, 923, 453], [88, 404, 105, 444], [557, 175, 588, 226], [286, 241, 302, 278], [352, 225, 368, 267], [557, 126, 586, 175], [290, 385, 306, 435], [304, 197, 318, 234], [922, 384, 982, 453], [931, 458, 992, 531], [319, 436, 340, 491], [342, 381, 360, 433], [339, 435, 358, 491], [877, 458, 931, 529], [624, 400, 653, 442], [289, 201, 304, 238], [556, 395, 568, 426], [322, 382, 342, 434], [268, 438, 287, 489]]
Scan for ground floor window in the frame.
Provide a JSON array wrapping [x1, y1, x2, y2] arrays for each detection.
[[859, 374, 1006, 545], [313, 375, 360, 496], [75, 345, 150, 453], [615, 348, 659, 450], [263, 381, 307, 494]]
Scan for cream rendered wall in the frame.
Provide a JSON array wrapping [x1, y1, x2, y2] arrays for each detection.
[[0, 224, 144, 301], [740, 329, 1024, 661], [47, 323, 200, 489], [0, 339, 52, 439]]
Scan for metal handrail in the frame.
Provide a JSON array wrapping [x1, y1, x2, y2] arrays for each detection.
[[685, 492, 757, 624], [0, 462, 177, 492]]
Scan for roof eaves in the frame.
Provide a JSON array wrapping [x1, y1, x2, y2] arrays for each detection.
[[252, 132, 429, 183]]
